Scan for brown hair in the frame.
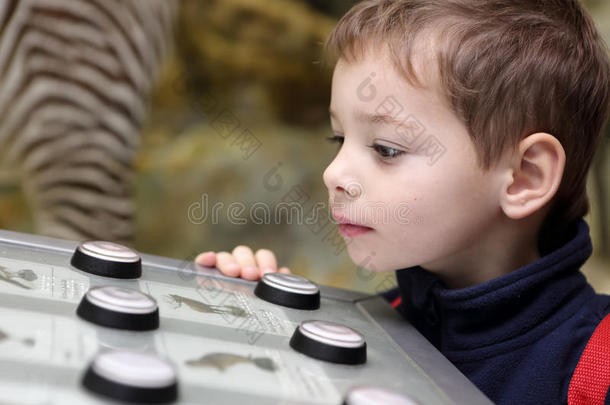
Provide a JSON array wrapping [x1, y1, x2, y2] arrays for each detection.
[[326, 0, 610, 254]]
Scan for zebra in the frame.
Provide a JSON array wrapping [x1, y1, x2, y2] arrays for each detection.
[[0, 0, 176, 244]]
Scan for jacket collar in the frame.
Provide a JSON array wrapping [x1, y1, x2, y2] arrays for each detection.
[[396, 218, 595, 353]]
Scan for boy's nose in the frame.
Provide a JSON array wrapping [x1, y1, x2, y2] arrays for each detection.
[[323, 153, 362, 200]]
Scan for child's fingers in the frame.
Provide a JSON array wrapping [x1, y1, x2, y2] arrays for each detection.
[[216, 251, 241, 278], [240, 266, 261, 280], [232, 245, 257, 269], [254, 249, 278, 275], [201, 246, 287, 280], [194, 251, 216, 267], [231, 245, 261, 280]]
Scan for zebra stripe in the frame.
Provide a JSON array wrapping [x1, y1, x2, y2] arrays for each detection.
[[0, 0, 176, 244]]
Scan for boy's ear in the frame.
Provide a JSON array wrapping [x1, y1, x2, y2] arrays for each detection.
[[500, 133, 566, 219]]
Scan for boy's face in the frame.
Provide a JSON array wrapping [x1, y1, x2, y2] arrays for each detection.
[[324, 49, 509, 284]]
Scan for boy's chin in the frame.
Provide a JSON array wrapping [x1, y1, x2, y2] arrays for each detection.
[[346, 247, 402, 273]]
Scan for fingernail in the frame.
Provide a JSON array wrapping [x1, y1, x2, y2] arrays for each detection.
[[244, 266, 258, 274], [262, 267, 274, 275]]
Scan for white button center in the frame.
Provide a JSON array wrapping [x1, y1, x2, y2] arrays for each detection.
[[92, 350, 176, 388], [262, 273, 319, 295], [300, 320, 365, 348], [346, 386, 419, 405], [80, 241, 140, 263], [86, 286, 157, 314]]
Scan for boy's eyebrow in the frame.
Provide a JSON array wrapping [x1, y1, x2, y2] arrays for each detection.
[[329, 109, 404, 126]]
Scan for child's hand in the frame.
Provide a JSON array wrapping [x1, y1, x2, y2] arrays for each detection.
[[195, 246, 291, 281]]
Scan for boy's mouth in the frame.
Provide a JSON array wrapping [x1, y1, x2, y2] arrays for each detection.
[[338, 223, 374, 238], [332, 212, 374, 238]]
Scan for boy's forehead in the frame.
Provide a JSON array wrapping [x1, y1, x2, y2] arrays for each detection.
[[330, 45, 446, 121], [334, 36, 441, 86]]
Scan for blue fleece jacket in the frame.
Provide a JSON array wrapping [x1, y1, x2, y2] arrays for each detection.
[[384, 218, 610, 404]]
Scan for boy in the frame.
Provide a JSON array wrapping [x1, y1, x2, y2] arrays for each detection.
[[196, 0, 610, 403]]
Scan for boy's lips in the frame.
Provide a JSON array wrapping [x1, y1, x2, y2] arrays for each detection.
[[332, 212, 374, 238], [338, 223, 374, 238]]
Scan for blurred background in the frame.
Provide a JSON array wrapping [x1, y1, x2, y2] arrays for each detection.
[[0, 0, 608, 294]]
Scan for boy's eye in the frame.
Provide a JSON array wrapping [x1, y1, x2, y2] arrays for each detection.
[[369, 143, 405, 160], [326, 136, 404, 160], [326, 135, 344, 145]]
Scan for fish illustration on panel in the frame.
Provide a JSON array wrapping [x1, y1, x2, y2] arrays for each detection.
[[164, 294, 247, 318], [186, 352, 277, 372], [0, 267, 37, 290], [0, 328, 35, 346]]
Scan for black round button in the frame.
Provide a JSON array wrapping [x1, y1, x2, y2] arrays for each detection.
[[82, 350, 178, 403], [71, 241, 142, 279], [343, 386, 419, 405], [289, 320, 366, 365], [77, 286, 159, 331], [254, 273, 320, 310]]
